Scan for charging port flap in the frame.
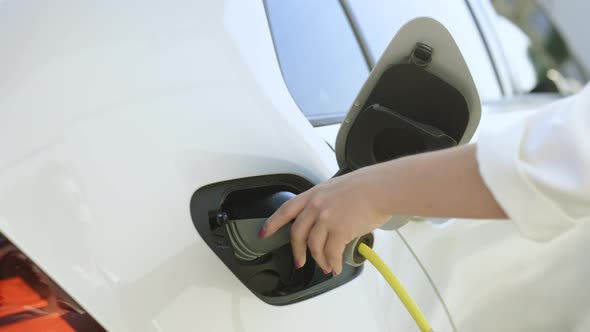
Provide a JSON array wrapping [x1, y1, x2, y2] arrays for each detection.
[[334, 17, 482, 229]]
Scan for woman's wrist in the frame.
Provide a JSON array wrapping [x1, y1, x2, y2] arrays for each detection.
[[363, 160, 407, 218]]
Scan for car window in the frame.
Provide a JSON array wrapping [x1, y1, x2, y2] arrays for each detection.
[[491, 0, 588, 95], [344, 0, 503, 102], [265, 0, 369, 125]]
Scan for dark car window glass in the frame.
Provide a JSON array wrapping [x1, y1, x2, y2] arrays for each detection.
[[491, 0, 588, 95], [344, 0, 502, 101], [265, 0, 369, 125]]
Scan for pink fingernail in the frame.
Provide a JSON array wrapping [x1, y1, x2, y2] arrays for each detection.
[[294, 259, 301, 269], [332, 270, 339, 277], [322, 268, 331, 275], [257, 226, 266, 238]]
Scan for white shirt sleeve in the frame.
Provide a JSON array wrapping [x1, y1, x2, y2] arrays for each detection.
[[477, 84, 590, 241]]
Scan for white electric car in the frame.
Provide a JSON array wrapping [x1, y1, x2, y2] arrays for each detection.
[[0, 1, 587, 331]]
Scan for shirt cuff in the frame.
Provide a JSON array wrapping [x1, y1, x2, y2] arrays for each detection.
[[476, 111, 574, 242]]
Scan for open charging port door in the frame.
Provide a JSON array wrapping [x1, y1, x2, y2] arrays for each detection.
[[190, 17, 481, 305], [335, 17, 481, 229]]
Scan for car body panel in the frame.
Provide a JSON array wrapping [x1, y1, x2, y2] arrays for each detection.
[[0, 1, 455, 331], [0, 0, 574, 331]]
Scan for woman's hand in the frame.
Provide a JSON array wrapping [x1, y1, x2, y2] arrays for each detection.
[[259, 165, 393, 276], [258, 144, 506, 276]]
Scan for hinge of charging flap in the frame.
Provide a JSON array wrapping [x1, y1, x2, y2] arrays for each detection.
[[410, 42, 433, 68]]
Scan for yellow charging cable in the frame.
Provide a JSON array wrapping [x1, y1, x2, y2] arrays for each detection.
[[358, 242, 433, 332]]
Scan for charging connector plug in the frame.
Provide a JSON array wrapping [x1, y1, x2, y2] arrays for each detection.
[[343, 233, 375, 267]]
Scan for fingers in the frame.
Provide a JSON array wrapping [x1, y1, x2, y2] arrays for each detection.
[[307, 225, 330, 273], [325, 235, 347, 276], [262, 192, 309, 238], [290, 207, 316, 268], [261, 188, 346, 274]]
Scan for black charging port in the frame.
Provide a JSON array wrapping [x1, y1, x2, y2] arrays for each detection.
[[190, 174, 363, 305]]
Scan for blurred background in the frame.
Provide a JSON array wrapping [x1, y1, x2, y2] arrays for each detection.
[[493, 0, 588, 94]]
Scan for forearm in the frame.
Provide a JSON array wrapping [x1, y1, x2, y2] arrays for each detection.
[[265, 143, 508, 274], [374, 144, 507, 219]]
